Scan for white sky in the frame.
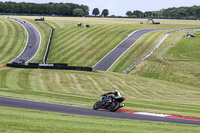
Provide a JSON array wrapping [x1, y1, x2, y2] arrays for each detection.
[[1, 0, 200, 16]]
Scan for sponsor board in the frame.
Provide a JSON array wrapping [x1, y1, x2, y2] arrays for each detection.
[[39, 63, 54, 67]]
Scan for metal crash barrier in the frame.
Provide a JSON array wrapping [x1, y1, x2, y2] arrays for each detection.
[[6, 62, 93, 72]]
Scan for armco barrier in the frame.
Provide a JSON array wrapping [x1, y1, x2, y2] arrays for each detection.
[[43, 27, 54, 64], [122, 28, 200, 74], [166, 28, 200, 34], [6, 63, 92, 72], [123, 34, 168, 74]]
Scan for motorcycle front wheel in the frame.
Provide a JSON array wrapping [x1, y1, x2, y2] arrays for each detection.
[[93, 101, 101, 110], [109, 101, 120, 112]]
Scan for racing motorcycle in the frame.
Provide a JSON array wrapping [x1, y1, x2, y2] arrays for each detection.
[[93, 94, 125, 112]]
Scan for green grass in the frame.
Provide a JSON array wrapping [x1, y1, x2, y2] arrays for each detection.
[[130, 30, 200, 87], [166, 31, 200, 61], [1, 107, 200, 133], [109, 31, 167, 72], [0, 18, 27, 64], [0, 67, 200, 118], [15, 16, 200, 67], [1, 16, 200, 131]]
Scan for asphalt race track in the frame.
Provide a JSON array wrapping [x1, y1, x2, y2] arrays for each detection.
[[8, 17, 41, 63], [93, 28, 172, 71], [0, 97, 199, 125]]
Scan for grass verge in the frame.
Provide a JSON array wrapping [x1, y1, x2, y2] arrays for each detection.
[[109, 31, 167, 73], [130, 30, 200, 87], [14, 16, 200, 66], [0, 67, 200, 118], [0, 17, 26, 64], [0, 107, 200, 133]]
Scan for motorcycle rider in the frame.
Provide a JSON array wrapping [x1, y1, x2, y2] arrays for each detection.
[[105, 90, 124, 107], [105, 89, 121, 98]]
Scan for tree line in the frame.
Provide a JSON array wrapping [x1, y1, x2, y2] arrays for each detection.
[[126, 5, 200, 19], [0, 1, 89, 16], [92, 8, 109, 17]]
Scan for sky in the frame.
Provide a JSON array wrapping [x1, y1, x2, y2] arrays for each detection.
[[1, 0, 200, 16]]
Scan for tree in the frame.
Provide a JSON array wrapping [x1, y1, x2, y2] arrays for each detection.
[[126, 11, 133, 17], [0, 2, 89, 16], [92, 8, 100, 16], [133, 10, 143, 18], [144, 11, 152, 17], [101, 9, 109, 17], [80, 4, 89, 15], [73, 8, 84, 16]]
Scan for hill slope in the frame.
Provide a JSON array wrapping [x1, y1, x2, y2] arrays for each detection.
[[130, 30, 200, 87], [0, 18, 26, 64], [17, 16, 200, 67], [0, 67, 200, 118]]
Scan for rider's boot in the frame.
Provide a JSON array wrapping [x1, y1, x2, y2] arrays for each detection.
[[119, 104, 125, 108]]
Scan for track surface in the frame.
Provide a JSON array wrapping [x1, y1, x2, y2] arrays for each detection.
[[93, 28, 172, 71], [0, 97, 199, 125], [8, 17, 41, 63]]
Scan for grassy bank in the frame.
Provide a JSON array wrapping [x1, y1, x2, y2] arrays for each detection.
[[1, 16, 200, 131], [0, 17, 26, 64], [1, 107, 200, 133], [109, 31, 167, 72], [130, 30, 200, 87], [16, 16, 200, 66], [0, 67, 200, 118]]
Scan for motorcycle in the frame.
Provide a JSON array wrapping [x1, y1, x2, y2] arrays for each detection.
[[93, 94, 125, 112]]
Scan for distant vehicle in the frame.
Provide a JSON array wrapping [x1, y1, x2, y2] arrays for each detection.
[[93, 93, 125, 112], [35, 17, 45, 21], [187, 33, 196, 37]]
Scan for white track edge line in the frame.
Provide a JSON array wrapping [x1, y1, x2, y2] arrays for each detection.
[[7, 18, 29, 63], [106, 32, 148, 71], [6, 17, 41, 63], [92, 30, 139, 68], [122, 33, 169, 74], [134, 112, 169, 117], [26, 19, 41, 63]]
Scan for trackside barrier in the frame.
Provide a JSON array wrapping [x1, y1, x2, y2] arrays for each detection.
[[6, 63, 93, 72], [123, 34, 168, 74], [43, 27, 54, 63], [166, 28, 200, 34], [123, 28, 200, 74]]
